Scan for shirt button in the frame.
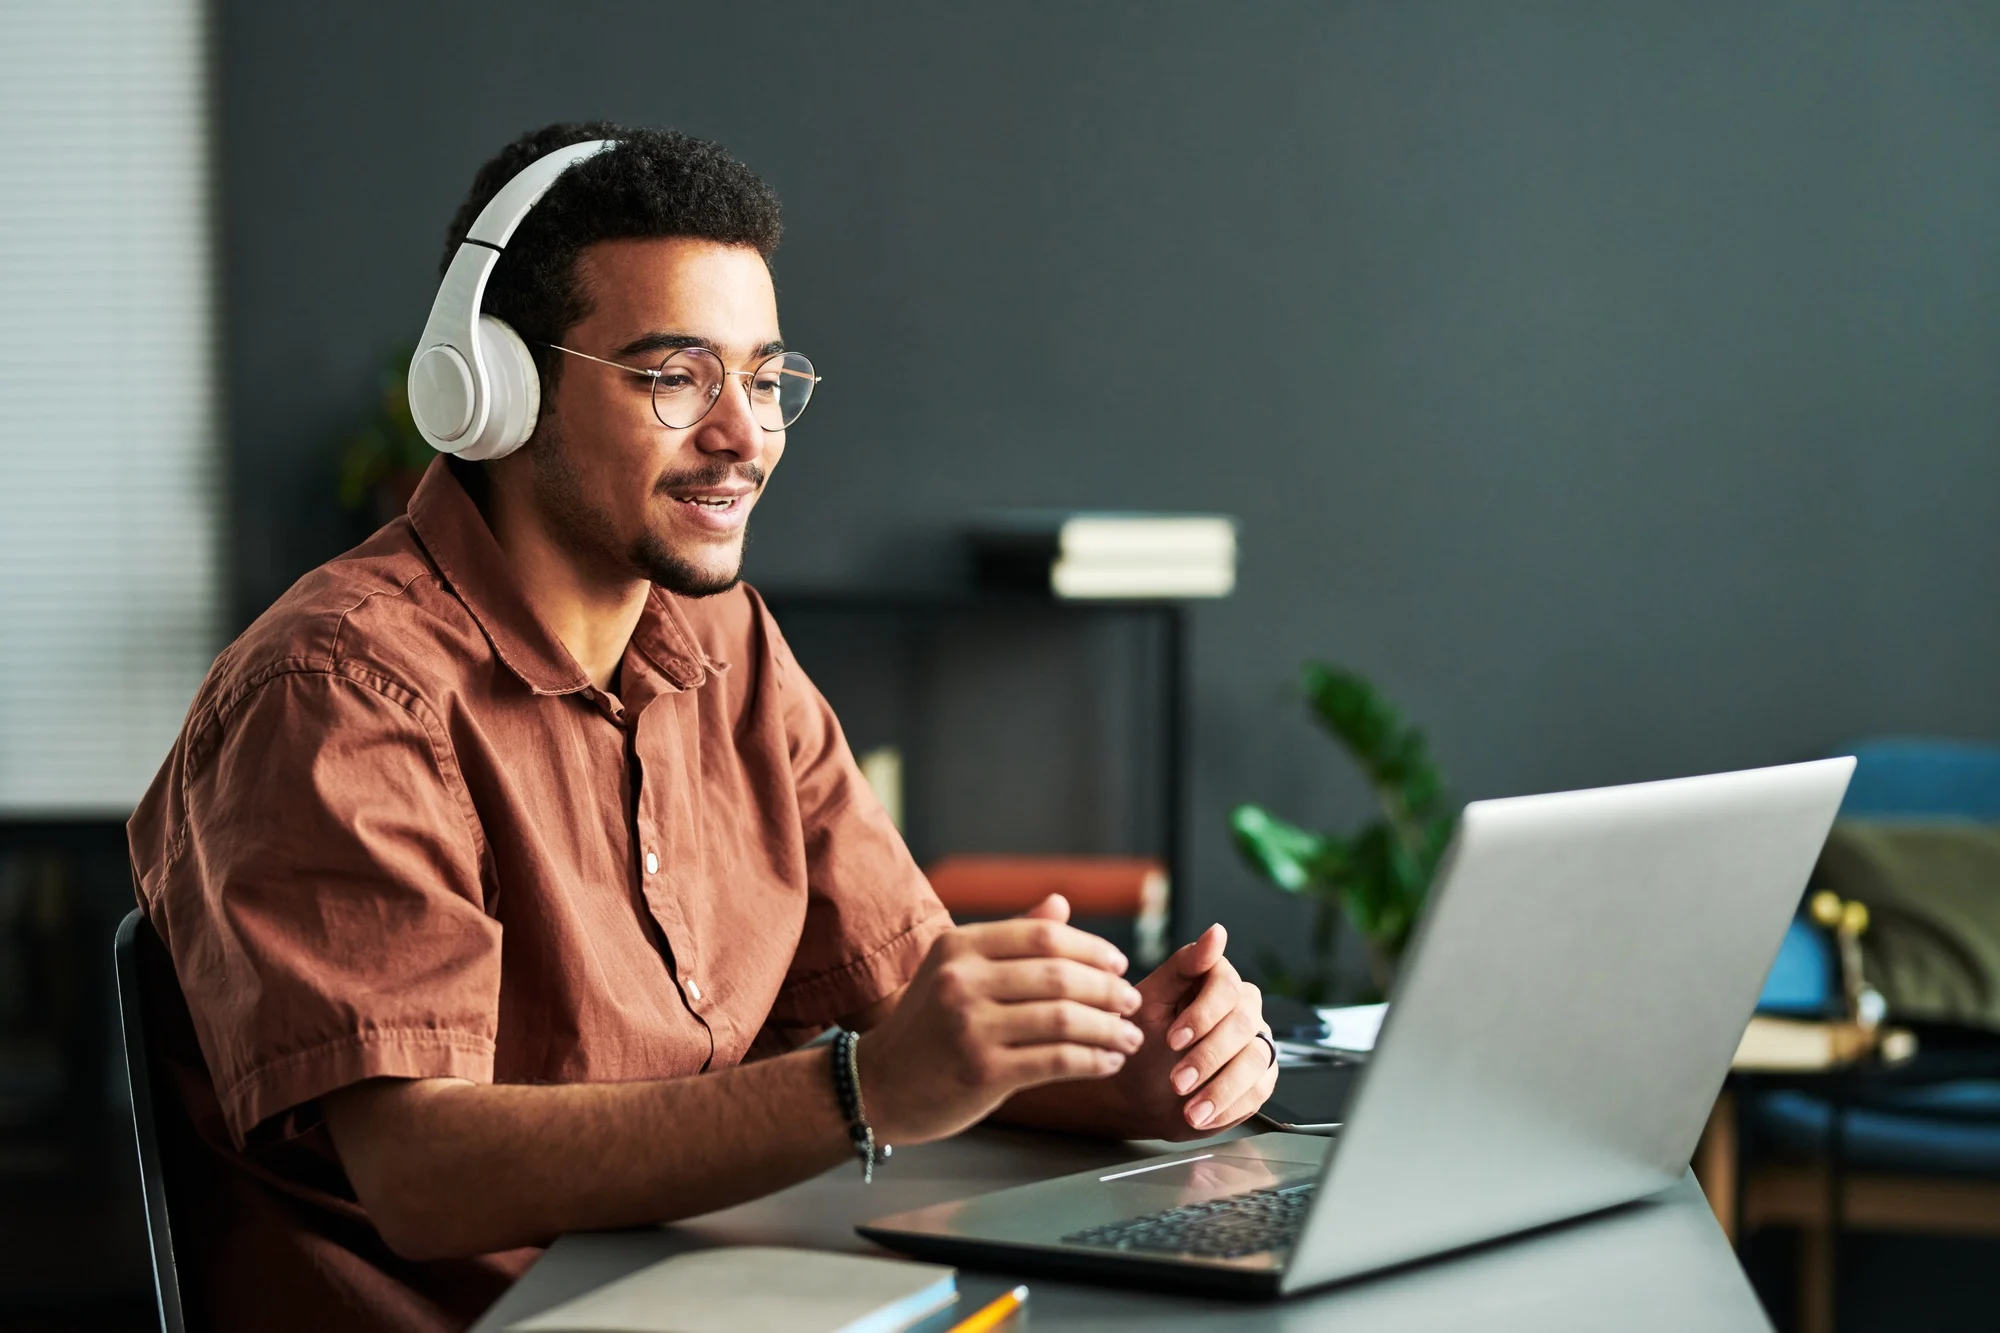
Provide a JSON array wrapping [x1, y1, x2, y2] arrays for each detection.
[[645, 852, 659, 874], [686, 978, 702, 1002]]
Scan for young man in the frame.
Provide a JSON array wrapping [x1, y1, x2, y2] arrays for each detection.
[[128, 123, 1275, 1332]]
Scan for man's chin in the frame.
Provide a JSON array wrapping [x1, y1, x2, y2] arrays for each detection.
[[630, 534, 744, 598]]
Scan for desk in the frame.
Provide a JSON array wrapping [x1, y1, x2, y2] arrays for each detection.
[[473, 1127, 1773, 1332]]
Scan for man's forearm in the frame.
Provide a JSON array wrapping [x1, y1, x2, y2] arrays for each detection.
[[323, 1044, 851, 1261]]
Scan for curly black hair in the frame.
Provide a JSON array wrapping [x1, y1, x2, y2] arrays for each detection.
[[441, 121, 783, 391]]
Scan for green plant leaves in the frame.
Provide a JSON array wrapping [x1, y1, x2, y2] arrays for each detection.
[[1231, 661, 1457, 1002], [337, 344, 435, 510], [1301, 662, 1448, 823], [1229, 804, 1341, 893]]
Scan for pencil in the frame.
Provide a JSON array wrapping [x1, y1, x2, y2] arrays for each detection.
[[945, 1284, 1029, 1333]]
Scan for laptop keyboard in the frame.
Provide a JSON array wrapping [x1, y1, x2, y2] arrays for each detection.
[[1061, 1181, 1317, 1259]]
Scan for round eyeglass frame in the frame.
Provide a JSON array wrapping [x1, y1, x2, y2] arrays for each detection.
[[544, 342, 821, 432]]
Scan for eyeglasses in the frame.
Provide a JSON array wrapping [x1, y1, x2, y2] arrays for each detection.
[[545, 343, 820, 432]]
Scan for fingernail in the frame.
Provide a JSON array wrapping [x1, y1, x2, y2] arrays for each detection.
[[1104, 1051, 1127, 1070], [1169, 1027, 1193, 1051], [1120, 984, 1142, 1011], [1189, 1100, 1215, 1127], [1105, 949, 1129, 973], [1172, 1066, 1198, 1094], [1122, 1022, 1145, 1050]]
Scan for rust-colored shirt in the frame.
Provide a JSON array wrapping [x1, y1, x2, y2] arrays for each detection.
[[126, 459, 949, 1333]]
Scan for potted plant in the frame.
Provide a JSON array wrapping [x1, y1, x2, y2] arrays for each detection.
[[1230, 662, 1456, 1003], [336, 345, 434, 524]]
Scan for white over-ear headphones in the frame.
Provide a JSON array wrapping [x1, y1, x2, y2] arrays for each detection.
[[407, 139, 616, 460]]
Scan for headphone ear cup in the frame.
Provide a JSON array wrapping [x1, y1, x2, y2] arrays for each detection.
[[454, 316, 542, 461]]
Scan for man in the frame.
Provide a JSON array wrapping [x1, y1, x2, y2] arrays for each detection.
[[128, 122, 1275, 1332]]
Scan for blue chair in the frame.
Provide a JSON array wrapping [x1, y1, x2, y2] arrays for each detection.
[[1729, 739, 2000, 1333], [1837, 737, 2000, 823], [1755, 737, 2000, 1020]]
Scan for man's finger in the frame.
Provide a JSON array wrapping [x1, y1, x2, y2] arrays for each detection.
[[1169, 991, 1259, 1094], [988, 1000, 1146, 1055], [1133, 923, 1228, 1016], [996, 1043, 1127, 1089], [982, 957, 1143, 1013], [1163, 958, 1243, 1053], [1167, 923, 1227, 979], [1183, 1043, 1271, 1132], [959, 917, 1129, 973], [1017, 893, 1070, 924], [1199, 1056, 1281, 1135]]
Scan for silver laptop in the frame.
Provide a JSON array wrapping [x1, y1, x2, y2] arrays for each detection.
[[859, 758, 1853, 1297]]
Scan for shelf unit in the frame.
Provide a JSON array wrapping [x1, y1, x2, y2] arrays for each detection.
[[759, 589, 1190, 954]]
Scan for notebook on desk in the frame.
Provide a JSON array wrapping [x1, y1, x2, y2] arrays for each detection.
[[507, 1246, 958, 1333]]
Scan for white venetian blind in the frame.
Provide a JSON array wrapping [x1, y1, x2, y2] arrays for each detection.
[[0, 0, 221, 814]]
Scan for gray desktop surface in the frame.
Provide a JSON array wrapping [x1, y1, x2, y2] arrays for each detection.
[[471, 1126, 1772, 1332]]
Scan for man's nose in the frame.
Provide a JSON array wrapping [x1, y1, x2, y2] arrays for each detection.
[[691, 372, 767, 461]]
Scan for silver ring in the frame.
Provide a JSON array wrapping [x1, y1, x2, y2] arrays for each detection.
[[1255, 1031, 1277, 1067]]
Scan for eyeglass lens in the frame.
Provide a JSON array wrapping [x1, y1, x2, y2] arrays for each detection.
[[650, 348, 816, 432]]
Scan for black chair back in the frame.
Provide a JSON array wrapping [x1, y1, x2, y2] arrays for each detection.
[[114, 908, 188, 1333]]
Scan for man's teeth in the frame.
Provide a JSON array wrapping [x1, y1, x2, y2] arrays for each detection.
[[677, 496, 734, 508]]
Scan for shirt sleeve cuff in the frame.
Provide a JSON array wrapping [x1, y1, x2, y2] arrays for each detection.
[[216, 1027, 495, 1150], [771, 904, 953, 1027]]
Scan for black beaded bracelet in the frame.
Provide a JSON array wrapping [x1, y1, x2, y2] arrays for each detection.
[[830, 1027, 890, 1183]]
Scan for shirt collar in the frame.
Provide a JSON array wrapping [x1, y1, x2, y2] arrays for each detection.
[[406, 458, 718, 696], [631, 585, 721, 692]]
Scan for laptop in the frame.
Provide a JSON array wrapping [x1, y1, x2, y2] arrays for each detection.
[[858, 758, 1853, 1297]]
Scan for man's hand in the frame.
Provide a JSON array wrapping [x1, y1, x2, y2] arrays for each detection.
[[991, 900, 1276, 1141], [1118, 922, 1276, 1138], [856, 910, 1144, 1146]]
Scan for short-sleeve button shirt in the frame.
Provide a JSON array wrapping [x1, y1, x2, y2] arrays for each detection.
[[126, 459, 949, 1333]]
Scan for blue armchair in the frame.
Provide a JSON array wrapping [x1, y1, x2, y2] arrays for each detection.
[[1728, 738, 2000, 1333]]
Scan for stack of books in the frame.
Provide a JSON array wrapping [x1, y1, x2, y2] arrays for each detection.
[[967, 511, 1237, 600]]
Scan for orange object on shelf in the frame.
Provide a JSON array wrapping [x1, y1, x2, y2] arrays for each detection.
[[924, 855, 1167, 918]]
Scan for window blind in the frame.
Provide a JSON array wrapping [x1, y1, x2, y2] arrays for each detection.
[[0, 0, 221, 815]]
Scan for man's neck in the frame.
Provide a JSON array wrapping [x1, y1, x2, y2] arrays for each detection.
[[468, 465, 648, 694]]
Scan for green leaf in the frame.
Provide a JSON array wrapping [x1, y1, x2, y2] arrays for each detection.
[[1229, 804, 1318, 891], [336, 344, 435, 511], [1233, 661, 1456, 994], [1230, 804, 1346, 893], [1301, 662, 1448, 822]]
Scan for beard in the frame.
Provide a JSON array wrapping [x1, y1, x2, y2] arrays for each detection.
[[529, 418, 760, 599]]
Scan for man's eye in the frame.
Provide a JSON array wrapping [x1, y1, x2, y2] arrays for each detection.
[[751, 376, 783, 399], [656, 373, 698, 392]]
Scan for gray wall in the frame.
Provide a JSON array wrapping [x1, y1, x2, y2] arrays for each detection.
[[221, 1, 2000, 982]]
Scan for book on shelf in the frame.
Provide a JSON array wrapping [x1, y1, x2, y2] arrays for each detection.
[[1729, 1015, 1917, 1072], [967, 510, 1237, 600], [925, 855, 1170, 966]]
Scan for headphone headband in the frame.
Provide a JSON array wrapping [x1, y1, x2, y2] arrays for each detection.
[[408, 138, 617, 460]]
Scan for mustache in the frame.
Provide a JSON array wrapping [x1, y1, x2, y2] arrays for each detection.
[[655, 462, 766, 494]]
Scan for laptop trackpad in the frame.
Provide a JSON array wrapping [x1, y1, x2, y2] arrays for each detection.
[[1096, 1151, 1319, 1216]]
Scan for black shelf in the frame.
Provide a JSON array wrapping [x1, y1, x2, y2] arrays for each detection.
[[760, 588, 1190, 953]]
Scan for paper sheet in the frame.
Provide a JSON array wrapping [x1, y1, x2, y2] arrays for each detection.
[[1313, 1002, 1389, 1053]]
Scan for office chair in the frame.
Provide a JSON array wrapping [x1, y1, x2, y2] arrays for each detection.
[[114, 909, 189, 1333], [1719, 738, 2000, 1333]]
